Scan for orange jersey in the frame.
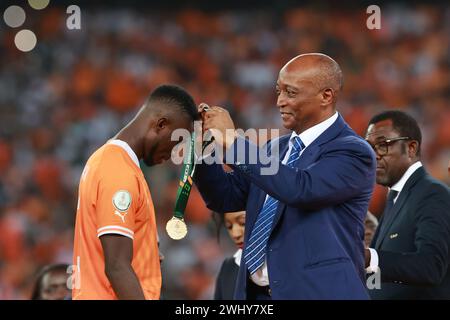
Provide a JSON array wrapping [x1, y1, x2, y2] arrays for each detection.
[[72, 140, 161, 300]]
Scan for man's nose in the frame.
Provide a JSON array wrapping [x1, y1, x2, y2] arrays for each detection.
[[374, 150, 383, 161], [276, 92, 286, 108]]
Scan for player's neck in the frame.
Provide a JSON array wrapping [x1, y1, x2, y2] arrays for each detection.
[[114, 125, 144, 160]]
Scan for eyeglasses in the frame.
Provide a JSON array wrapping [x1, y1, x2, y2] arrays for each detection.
[[369, 137, 411, 156]]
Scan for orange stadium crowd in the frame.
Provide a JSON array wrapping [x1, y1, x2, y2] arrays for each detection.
[[0, 3, 449, 299]]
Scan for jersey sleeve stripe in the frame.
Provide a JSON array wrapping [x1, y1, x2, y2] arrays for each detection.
[[97, 230, 134, 240], [97, 225, 134, 235]]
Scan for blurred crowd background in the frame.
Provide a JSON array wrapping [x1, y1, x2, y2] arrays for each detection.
[[0, 1, 449, 299]]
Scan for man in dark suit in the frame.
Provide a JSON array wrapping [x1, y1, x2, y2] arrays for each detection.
[[365, 110, 450, 299], [194, 53, 376, 299]]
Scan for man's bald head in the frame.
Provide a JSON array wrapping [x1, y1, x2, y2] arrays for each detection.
[[276, 53, 343, 133], [281, 53, 343, 94]]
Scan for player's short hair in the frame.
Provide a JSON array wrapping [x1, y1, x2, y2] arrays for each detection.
[[146, 84, 199, 121], [368, 110, 422, 156]]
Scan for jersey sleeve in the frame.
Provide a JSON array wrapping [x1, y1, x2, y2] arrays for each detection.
[[95, 164, 140, 240]]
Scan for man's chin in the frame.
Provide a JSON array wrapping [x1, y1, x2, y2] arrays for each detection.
[[375, 176, 390, 187], [282, 122, 296, 132]]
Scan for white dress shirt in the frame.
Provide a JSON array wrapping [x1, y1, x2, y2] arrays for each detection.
[[250, 111, 339, 286], [366, 161, 423, 273], [234, 249, 242, 266]]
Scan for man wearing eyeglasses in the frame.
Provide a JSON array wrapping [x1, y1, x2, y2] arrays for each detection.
[[365, 110, 450, 299]]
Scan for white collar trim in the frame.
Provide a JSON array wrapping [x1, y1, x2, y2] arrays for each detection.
[[108, 139, 140, 168]]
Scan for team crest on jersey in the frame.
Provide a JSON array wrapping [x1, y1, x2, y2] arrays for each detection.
[[112, 190, 131, 222]]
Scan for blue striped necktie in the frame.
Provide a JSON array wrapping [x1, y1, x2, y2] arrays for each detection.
[[243, 136, 305, 275]]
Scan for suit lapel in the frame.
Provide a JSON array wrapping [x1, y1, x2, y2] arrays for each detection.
[[375, 189, 410, 249], [247, 137, 290, 233], [269, 115, 348, 233], [272, 115, 347, 230], [250, 115, 350, 236], [270, 138, 297, 230], [374, 167, 427, 249], [270, 145, 324, 230], [311, 114, 348, 148], [247, 191, 269, 233]]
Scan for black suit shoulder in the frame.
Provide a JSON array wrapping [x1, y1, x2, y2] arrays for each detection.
[[408, 171, 450, 215], [214, 257, 239, 300]]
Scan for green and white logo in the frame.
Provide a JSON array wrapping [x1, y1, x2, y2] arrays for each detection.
[[112, 190, 132, 212]]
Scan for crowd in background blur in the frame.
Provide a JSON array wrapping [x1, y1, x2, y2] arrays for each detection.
[[0, 2, 449, 299]]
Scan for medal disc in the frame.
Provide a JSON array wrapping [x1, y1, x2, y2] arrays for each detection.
[[166, 217, 188, 240]]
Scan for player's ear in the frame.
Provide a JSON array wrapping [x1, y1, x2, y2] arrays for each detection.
[[155, 117, 168, 133]]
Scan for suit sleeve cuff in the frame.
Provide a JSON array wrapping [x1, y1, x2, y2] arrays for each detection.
[[366, 248, 379, 273]]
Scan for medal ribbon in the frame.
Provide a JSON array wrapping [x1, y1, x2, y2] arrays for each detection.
[[172, 132, 196, 220], [172, 129, 214, 220]]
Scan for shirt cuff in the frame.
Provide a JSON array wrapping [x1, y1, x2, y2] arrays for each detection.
[[366, 248, 379, 273]]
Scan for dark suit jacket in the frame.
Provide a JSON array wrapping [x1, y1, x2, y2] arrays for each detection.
[[214, 257, 239, 300], [194, 114, 376, 299], [370, 167, 450, 300]]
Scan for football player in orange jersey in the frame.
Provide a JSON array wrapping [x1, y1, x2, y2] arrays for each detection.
[[72, 84, 199, 300]]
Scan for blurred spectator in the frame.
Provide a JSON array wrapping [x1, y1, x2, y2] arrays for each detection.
[[30, 264, 71, 300], [364, 212, 379, 247]]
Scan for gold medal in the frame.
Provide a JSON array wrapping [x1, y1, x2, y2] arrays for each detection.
[[166, 217, 188, 240]]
